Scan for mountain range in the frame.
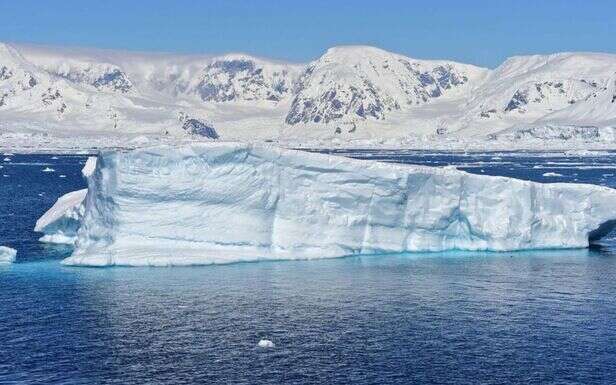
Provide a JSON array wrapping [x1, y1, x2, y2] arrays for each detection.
[[1, 42, 615, 145]]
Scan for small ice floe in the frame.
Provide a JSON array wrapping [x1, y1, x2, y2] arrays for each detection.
[[51, 156, 59, 160], [0, 246, 16, 264], [257, 339, 275, 348], [3, 157, 11, 162], [42, 167, 55, 173], [543, 172, 563, 177], [59, 175, 66, 178]]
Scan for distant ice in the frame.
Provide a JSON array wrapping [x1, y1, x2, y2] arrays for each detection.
[[0, 246, 16, 264], [42, 167, 55, 172], [543, 172, 563, 177]]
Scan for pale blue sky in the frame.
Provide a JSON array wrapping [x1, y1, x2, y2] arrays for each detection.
[[0, 0, 613, 67]]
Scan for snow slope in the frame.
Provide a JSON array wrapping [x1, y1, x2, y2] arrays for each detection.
[[2, 42, 616, 148], [59, 144, 616, 266]]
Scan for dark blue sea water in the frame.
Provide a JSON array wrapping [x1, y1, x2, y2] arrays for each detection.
[[1, 151, 616, 385]]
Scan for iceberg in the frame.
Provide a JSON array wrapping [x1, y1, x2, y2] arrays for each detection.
[[0, 246, 17, 264], [33, 157, 96, 244], [34, 189, 87, 244], [55, 143, 616, 266]]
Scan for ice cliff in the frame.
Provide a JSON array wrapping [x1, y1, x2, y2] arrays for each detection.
[[45, 143, 616, 266]]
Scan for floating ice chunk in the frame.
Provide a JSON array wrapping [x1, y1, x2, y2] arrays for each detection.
[[81, 157, 97, 177], [3, 157, 11, 162], [257, 339, 275, 348], [42, 167, 55, 172], [60, 143, 616, 267], [0, 246, 16, 264], [543, 172, 563, 177], [34, 157, 99, 245], [34, 189, 87, 245]]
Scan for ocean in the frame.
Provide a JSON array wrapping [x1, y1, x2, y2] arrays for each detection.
[[1, 150, 615, 384]]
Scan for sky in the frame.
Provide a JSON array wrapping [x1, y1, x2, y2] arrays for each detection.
[[0, 0, 614, 68]]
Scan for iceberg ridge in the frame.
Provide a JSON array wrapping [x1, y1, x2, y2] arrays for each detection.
[[57, 143, 616, 266]]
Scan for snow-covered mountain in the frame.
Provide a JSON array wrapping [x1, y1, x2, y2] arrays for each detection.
[[1, 42, 616, 148], [285, 46, 486, 125]]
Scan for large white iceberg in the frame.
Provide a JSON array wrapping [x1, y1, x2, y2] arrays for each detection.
[[0, 246, 17, 264], [53, 143, 616, 266]]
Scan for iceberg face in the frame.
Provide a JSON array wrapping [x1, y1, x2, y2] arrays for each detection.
[[62, 143, 616, 266], [0, 246, 17, 264]]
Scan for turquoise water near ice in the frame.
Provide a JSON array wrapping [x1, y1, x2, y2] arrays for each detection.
[[1, 151, 615, 384]]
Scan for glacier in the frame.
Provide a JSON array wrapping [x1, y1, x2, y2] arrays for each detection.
[[44, 143, 616, 267]]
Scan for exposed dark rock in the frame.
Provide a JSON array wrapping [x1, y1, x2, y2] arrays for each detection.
[[196, 59, 293, 102], [92, 69, 132, 93], [505, 90, 529, 112], [0, 66, 13, 81], [182, 118, 219, 139]]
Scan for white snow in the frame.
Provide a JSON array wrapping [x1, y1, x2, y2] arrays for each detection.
[[57, 143, 616, 267], [1, 42, 616, 151], [0, 246, 16, 264], [257, 339, 275, 348]]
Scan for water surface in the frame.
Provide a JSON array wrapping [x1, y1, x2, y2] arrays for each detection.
[[1, 151, 615, 384]]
